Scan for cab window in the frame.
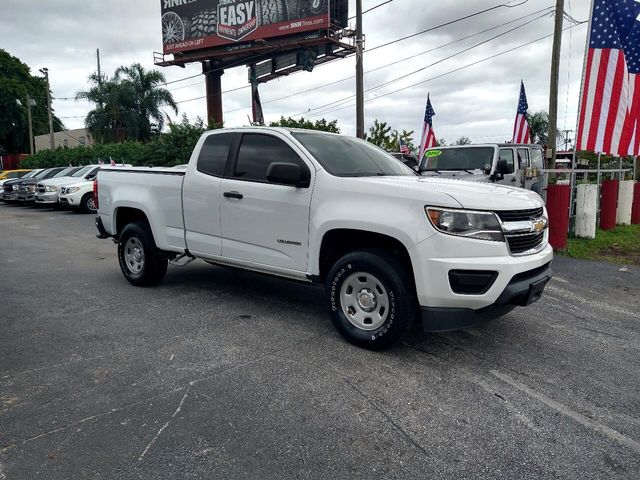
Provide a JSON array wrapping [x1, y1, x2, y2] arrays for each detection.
[[499, 149, 515, 174], [234, 134, 308, 183], [197, 133, 234, 177], [530, 149, 544, 170], [517, 148, 530, 169]]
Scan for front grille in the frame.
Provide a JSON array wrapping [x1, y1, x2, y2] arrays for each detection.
[[506, 232, 545, 254], [496, 208, 544, 222], [60, 187, 66, 195], [37, 184, 45, 193]]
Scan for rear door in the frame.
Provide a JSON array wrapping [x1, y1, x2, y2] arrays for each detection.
[[182, 132, 236, 258], [219, 132, 313, 274]]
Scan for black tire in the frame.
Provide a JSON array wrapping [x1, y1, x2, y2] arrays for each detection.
[[325, 250, 416, 350], [117, 222, 168, 287], [80, 193, 97, 214], [190, 9, 216, 38], [258, 0, 287, 26]]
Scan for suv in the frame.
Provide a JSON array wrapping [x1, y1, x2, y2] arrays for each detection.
[[35, 165, 100, 206], [419, 144, 545, 194]]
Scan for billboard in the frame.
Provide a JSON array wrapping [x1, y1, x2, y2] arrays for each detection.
[[161, 0, 341, 55]]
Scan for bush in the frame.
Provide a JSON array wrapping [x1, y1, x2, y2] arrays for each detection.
[[21, 115, 209, 168]]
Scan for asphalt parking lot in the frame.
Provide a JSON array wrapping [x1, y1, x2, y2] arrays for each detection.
[[1, 203, 639, 479]]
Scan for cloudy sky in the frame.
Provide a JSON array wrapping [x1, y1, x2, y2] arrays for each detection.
[[2, 0, 591, 146]]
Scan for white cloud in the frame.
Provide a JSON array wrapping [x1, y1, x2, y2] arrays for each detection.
[[2, 0, 591, 147]]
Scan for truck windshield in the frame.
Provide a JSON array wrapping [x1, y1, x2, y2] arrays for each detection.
[[292, 132, 416, 177], [422, 147, 494, 171]]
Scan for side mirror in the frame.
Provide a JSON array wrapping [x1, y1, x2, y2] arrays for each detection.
[[496, 159, 509, 174], [266, 162, 309, 187], [86, 174, 96, 180]]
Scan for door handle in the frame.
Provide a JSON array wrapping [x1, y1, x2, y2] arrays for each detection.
[[223, 191, 243, 199]]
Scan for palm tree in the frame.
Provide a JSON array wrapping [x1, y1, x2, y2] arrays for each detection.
[[115, 64, 178, 142], [76, 73, 139, 143]]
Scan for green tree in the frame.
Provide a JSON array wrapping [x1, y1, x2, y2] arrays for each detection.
[[115, 63, 178, 141], [527, 111, 549, 145], [269, 116, 340, 133], [365, 119, 393, 149], [77, 64, 177, 144], [0, 49, 64, 154], [455, 136, 471, 145], [436, 138, 447, 147]]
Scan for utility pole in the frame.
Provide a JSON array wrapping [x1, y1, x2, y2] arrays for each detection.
[[562, 129, 573, 151], [97, 48, 102, 84], [355, 0, 364, 139], [202, 60, 224, 127], [547, 0, 564, 168], [39, 67, 55, 150], [26, 96, 35, 155]]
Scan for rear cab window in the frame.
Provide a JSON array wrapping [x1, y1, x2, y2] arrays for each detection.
[[197, 133, 234, 177], [234, 134, 308, 183]]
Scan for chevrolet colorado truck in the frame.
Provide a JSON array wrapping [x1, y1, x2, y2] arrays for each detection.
[[95, 128, 553, 349]]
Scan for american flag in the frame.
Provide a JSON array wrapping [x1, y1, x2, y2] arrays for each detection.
[[399, 137, 410, 154], [512, 81, 531, 144], [418, 95, 436, 161], [576, 0, 640, 156]]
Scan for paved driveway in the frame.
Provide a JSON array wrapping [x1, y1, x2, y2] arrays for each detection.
[[1, 204, 639, 479]]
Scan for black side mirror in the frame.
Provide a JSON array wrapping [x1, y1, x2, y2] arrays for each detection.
[[266, 162, 309, 187]]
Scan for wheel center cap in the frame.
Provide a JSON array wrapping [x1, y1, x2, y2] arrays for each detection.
[[133, 248, 142, 262], [357, 289, 377, 312]]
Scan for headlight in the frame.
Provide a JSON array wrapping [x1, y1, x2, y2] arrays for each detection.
[[66, 187, 80, 193], [426, 207, 504, 242], [45, 185, 58, 192], [13, 185, 18, 191]]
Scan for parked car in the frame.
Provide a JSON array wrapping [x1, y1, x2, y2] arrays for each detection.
[[0, 169, 31, 184], [95, 127, 553, 350], [35, 165, 100, 206], [15, 167, 73, 204], [419, 144, 545, 194], [58, 164, 131, 213], [2, 168, 49, 203]]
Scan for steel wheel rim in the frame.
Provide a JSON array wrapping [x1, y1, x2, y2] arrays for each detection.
[[124, 237, 145, 276], [339, 271, 389, 331]]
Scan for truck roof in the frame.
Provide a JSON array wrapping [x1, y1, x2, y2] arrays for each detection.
[[427, 143, 543, 149]]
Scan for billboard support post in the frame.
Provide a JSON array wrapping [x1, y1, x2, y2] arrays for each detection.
[[203, 61, 224, 127], [355, 0, 364, 139]]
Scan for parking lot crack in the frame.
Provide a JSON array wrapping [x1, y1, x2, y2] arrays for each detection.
[[491, 370, 640, 454], [138, 384, 191, 462]]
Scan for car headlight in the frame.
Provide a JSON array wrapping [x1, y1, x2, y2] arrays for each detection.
[[65, 187, 80, 193], [13, 185, 18, 191], [45, 185, 58, 192], [425, 207, 504, 242]]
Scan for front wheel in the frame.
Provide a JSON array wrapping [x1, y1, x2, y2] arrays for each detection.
[[80, 193, 97, 214], [117, 222, 168, 286], [325, 250, 416, 350]]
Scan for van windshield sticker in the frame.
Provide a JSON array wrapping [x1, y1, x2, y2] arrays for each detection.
[[425, 150, 442, 158]]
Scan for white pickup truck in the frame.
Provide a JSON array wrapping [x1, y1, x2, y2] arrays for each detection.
[[95, 127, 553, 349]]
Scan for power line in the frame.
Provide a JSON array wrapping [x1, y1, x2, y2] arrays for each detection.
[[220, 7, 553, 115], [305, 23, 585, 119], [367, 0, 531, 52], [293, 11, 553, 117]]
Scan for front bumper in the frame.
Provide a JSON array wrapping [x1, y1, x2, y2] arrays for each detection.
[[58, 194, 81, 207], [18, 192, 36, 202], [2, 192, 18, 201], [35, 192, 59, 204], [421, 261, 552, 332]]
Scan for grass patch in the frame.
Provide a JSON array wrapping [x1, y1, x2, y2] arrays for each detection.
[[564, 224, 640, 265]]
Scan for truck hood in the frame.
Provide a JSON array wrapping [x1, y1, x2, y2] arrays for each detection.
[[349, 176, 544, 211], [39, 176, 81, 187]]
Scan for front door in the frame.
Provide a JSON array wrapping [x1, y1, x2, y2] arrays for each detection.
[[220, 132, 314, 274], [498, 148, 518, 185]]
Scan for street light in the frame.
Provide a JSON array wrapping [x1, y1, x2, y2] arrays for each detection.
[[39, 67, 55, 150], [16, 97, 37, 154]]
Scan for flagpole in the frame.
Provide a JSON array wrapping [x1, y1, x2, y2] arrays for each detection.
[[568, 0, 595, 230]]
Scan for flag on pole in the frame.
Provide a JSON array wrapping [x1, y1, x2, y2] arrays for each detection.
[[512, 81, 531, 144], [576, 0, 640, 156], [418, 95, 436, 160], [399, 137, 410, 155]]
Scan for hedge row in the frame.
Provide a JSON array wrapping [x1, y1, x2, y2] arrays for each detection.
[[21, 116, 208, 169]]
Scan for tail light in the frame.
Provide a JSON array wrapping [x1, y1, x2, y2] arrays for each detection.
[[93, 178, 99, 210]]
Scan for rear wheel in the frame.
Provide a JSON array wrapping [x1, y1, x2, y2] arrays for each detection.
[[325, 250, 416, 350], [117, 222, 168, 286]]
